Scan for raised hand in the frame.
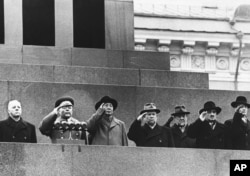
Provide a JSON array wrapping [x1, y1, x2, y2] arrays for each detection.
[[96, 103, 105, 115], [199, 111, 208, 121]]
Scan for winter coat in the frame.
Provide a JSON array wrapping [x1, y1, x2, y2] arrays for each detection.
[[87, 113, 128, 146], [0, 117, 37, 143], [127, 120, 174, 147], [187, 118, 226, 149], [224, 112, 250, 150], [170, 124, 196, 148]]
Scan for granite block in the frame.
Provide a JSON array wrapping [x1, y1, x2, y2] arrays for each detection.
[[23, 143, 72, 176], [72, 48, 123, 68], [1, 143, 250, 176], [54, 66, 139, 86], [0, 64, 54, 82], [140, 70, 209, 89], [23, 45, 72, 65], [0, 46, 22, 64], [123, 50, 170, 70]]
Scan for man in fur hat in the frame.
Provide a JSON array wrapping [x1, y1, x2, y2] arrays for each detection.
[[224, 96, 250, 150], [187, 101, 226, 149], [127, 103, 174, 147], [87, 96, 128, 146], [165, 105, 195, 148], [39, 96, 87, 143]]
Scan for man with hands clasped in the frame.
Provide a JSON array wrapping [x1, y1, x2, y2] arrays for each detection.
[[127, 103, 174, 147], [86, 96, 128, 146], [224, 96, 250, 150], [187, 101, 226, 149], [39, 96, 87, 143]]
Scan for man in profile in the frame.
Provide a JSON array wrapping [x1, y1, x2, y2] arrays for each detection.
[[0, 100, 37, 143]]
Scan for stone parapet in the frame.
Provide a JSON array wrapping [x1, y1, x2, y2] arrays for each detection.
[[0, 142, 248, 176]]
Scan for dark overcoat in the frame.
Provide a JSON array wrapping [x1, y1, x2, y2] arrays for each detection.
[[170, 124, 196, 148], [127, 120, 175, 147], [224, 112, 250, 150], [187, 118, 226, 149], [0, 117, 37, 143]]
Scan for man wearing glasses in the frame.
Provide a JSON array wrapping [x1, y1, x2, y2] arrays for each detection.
[[165, 105, 195, 148], [39, 96, 87, 143]]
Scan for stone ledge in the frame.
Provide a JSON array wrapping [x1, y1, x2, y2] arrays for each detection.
[[0, 142, 248, 176], [0, 63, 208, 89]]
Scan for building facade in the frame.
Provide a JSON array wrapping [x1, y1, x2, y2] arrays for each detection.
[[134, 1, 250, 90]]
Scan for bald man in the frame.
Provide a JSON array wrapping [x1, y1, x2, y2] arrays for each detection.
[[0, 100, 37, 143]]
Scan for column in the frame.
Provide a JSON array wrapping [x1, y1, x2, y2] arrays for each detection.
[[55, 0, 73, 47], [4, 0, 22, 45]]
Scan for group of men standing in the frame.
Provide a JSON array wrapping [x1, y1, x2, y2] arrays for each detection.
[[0, 95, 250, 151]]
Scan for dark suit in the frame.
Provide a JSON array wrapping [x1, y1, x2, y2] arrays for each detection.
[[187, 118, 225, 149], [170, 125, 196, 148], [127, 120, 174, 147], [224, 112, 250, 150], [0, 117, 37, 143]]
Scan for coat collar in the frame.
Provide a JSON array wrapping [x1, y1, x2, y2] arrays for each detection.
[[102, 116, 120, 128], [6, 116, 28, 129], [145, 124, 162, 139], [172, 124, 188, 136]]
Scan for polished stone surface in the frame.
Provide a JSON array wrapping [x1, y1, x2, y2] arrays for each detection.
[[140, 70, 208, 89], [54, 66, 139, 86], [0, 63, 208, 89], [0, 46, 22, 64], [123, 51, 170, 70], [23, 46, 72, 65], [1, 143, 250, 176], [72, 48, 123, 68]]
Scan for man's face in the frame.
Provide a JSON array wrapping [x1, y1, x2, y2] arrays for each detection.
[[207, 109, 217, 121], [145, 111, 157, 127], [102, 103, 114, 115], [58, 101, 73, 119], [236, 104, 248, 116], [8, 100, 22, 118], [174, 114, 187, 127]]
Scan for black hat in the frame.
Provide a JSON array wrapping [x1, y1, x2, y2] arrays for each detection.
[[231, 96, 250, 108], [95, 96, 118, 110], [55, 96, 74, 107], [199, 101, 221, 114], [140, 103, 160, 114], [171, 105, 190, 116]]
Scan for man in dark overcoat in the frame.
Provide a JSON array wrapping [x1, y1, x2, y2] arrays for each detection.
[[187, 101, 226, 149], [224, 96, 250, 150], [165, 105, 195, 148], [127, 103, 174, 147], [0, 100, 37, 143]]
